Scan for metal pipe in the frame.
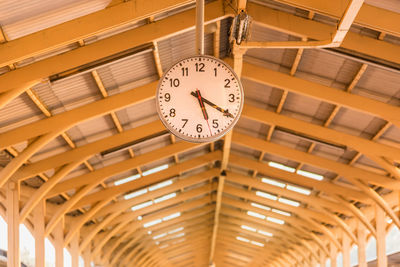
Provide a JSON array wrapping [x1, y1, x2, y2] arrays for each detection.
[[240, 0, 364, 49], [196, 0, 205, 55]]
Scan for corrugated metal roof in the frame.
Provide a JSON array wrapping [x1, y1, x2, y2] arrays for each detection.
[[357, 65, 400, 99], [51, 72, 102, 111], [158, 30, 214, 72], [0, 93, 45, 132], [365, 0, 400, 13], [96, 50, 157, 93], [0, 0, 110, 40]]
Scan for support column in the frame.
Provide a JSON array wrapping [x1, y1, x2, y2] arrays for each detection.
[[83, 246, 91, 267], [357, 221, 367, 267], [54, 218, 64, 267], [71, 234, 79, 267], [319, 248, 326, 267], [342, 232, 351, 267], [34, 199, 46, 267], [330, 242, 337, 267], [6, 181, 20, 267], [375, 204, 387, 267]]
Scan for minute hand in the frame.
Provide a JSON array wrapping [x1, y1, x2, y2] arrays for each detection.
[[190, 92, 234, 118]]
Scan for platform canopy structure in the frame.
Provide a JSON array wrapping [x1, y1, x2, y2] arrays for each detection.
[[0, 0, 400, 266]]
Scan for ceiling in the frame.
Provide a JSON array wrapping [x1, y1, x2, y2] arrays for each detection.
[[0, 0, 400, 266]]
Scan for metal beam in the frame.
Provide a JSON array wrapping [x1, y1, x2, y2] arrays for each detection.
[[232, 131, 400, 190], [242, 104, 400, 167], [0, 0, 194, 68], [270, 0, 400, 37], [0, 0, 226, 108], [247, 2, 400, 66], [239, 61, 400, 129]]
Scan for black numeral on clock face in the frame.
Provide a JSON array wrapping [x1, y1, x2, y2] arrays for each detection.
[[169, 108, 176, 117], [164, 93, 171, 102], [224, 79, 231, 88], [213, 68, 217, 77], [228, 94, 235, 102], [195, 63, 205, 72], [170, 78, 180, 87], [196, 124, 203, 133], [212, 119, 219, 128], [181, 119, 188, 128], [181, 67, 188, 76]]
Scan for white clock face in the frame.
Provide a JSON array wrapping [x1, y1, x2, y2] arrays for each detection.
[[156, 55, 244, 143]]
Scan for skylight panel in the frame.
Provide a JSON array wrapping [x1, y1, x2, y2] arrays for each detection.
[[114, 173, 141, 186], [262, 178, 285, 188], [149, 180, 173, 191], [268, 162, 295, 173], [131, 201, 152, 211], [251, 202, 271, 211], [278, 197, 300, 207], [153, 233, 167, 240], [272, 208, 291, 217], [258, 230, 273, 237], [168, 227, 184, 234], [236, 236, 249, 243], [163, 212, 181, 221], [124, 188, 148, 200], [247, 211, 266, 220], [143, 164, 169, 176], [241, 225, 256, 232], [267, 216, 285, 225], [256, 191, 278, 201], [251, 241, 264, 247], [173, 233, 185, 238], [296, 170, 323, 181], [286, 185, 311, 195], [154, 193, 177, 203], [143, 219, 162, 228]]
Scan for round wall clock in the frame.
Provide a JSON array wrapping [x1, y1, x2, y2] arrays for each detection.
[[156, 55, 244, 143]]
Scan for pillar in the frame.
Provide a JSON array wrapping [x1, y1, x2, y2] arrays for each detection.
[[34, 199, 46, 267], [375, 204, 387, 267], [342, 232, 351, 267], [357, 221, 367, 267], [54, 218, 64, 267], [330, 242, 337, 267], [84, 243, 91, 267], [319, 248, 326, 267], [6, 181, 20, 267], [71, 234, 79, 267]]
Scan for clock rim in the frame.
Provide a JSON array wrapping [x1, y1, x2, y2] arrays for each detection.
[[155, 54, 244, 143]]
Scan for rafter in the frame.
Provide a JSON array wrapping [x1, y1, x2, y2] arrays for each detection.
[[233, 131, 399, 190], [240, 61, 400, 129], [14, 120, 165, 182], [0, 0, 226, 109], [270, 0, 400, 37], [247, 2, 400, 66], [0, 0, 196, 69]]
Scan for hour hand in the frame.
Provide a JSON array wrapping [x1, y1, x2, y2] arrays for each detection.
[[194, 89, 209, 120], [190, 92, 234, 118]]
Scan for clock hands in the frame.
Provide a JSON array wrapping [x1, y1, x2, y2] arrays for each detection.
[[190, 91, 234, 118], [195, 89, 212, 136]]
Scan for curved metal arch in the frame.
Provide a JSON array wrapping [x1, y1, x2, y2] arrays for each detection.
[[102, 207, 214, 264], [86, 172, 218, 253], [46, 143, 209, 238], [71, 151, 220, 210], [220, 207, 321, 259], [224, 182, 342, 250], [82, 194, 212, 257]]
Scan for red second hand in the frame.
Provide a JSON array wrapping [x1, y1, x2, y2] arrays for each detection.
[[196, 89, 212, 136]]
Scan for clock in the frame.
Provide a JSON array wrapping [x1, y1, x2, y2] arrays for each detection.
[[156, 55, 244, 143]]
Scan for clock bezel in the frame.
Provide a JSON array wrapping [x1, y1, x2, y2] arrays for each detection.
[[155, 55, 244, 143]]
